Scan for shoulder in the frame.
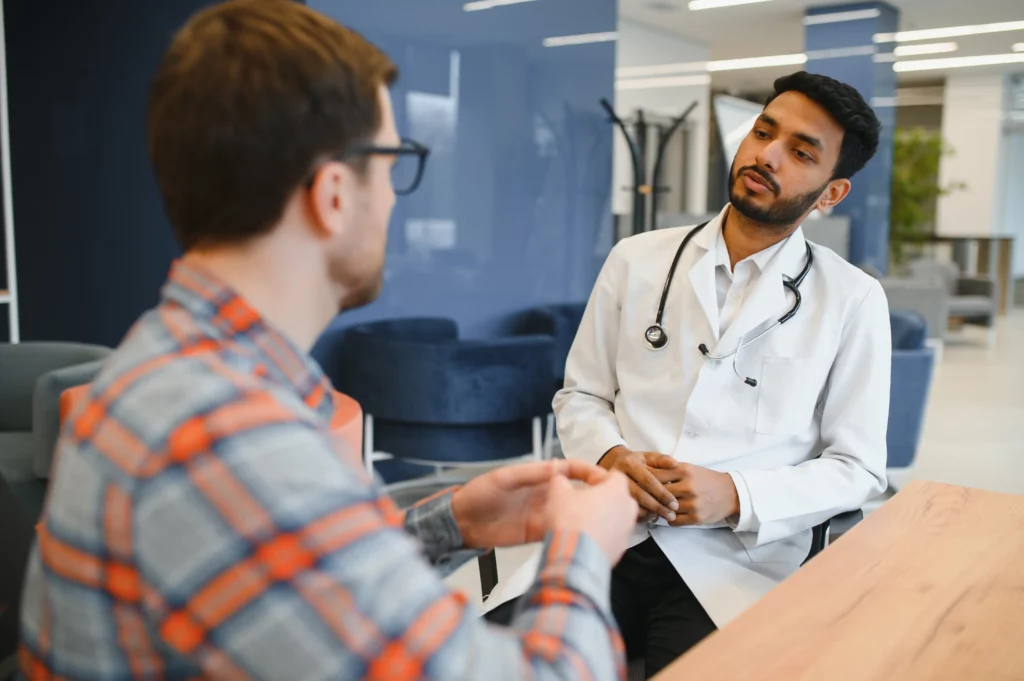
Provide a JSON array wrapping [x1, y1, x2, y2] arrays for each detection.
[[805, 239, 888, 326], [807, 239, 883, 300], [604, 226, 697, 274]]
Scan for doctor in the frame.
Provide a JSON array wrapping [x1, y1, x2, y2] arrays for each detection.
[[487, 71, 891, 677]]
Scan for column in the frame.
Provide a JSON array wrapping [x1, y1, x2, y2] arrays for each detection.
[[804, 2, 899, 274]]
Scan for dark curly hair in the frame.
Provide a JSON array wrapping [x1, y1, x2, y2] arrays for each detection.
[[766, 71, 881, 181]]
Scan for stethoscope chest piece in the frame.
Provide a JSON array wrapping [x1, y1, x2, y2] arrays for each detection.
[[645, 324, 668, 350]]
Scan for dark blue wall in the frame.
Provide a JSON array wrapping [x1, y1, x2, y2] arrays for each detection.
[[309, 0, 617, 378], [4, 0, 213, 347], [5, 0, 616, 369], [805, 2, 899, 274]]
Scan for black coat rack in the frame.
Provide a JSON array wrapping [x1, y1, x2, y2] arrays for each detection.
[[600, 98, 698, 237]]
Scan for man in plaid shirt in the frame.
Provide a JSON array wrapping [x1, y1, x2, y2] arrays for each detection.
[[17, 1, 639, 679]]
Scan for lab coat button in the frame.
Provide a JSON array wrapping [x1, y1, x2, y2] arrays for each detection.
[[684, 430, 698, 439]]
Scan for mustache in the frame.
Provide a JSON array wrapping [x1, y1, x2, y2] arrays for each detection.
[[737, 165, 780, 195]]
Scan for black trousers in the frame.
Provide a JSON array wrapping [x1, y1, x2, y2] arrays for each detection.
[[612, 537, 716, 677], [483, 537, 716, 679]]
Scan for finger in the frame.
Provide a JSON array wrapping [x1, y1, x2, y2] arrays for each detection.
[[492, 461, 560, 489], [665, 481, 695, 499], [643, 452, 682, 470], [628, 464, 679, 512], [627, 480, 677, 522], [558, 459, 611, 485], [648, 466, 684, 485]]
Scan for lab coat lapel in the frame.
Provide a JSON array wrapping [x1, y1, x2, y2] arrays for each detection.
[[685, 214, 723, 342], [713, 227, 807, 355]]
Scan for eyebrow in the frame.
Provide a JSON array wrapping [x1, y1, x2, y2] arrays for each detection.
[[757, 114, 824, 151]]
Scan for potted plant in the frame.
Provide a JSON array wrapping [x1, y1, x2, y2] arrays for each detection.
[[888, 128, 966, 269]]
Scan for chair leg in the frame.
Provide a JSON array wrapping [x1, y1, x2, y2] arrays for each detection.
[[544, 414, 555, 460], [532, 417, 544, 461], [363, 414, 375, 477], [478, 550, 499, 600]]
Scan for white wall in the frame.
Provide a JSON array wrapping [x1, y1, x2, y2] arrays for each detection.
[[997, 76, 1024, 278], [936, 74, 1007, 239], [613, 20, 710, 218]]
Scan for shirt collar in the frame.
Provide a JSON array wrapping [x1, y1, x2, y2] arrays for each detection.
[[161, 259, 334, 419], [714, 209, 789, 274]]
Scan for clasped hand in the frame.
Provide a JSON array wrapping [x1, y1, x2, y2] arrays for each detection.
[[450, 459, 638, 564], [599, 446, 740, 526]]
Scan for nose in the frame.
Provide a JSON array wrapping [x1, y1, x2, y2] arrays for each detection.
[[755, 139, 783, 174]]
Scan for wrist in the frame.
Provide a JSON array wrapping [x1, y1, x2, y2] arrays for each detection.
[[450, 487, 483, 549], [598, 445, 629, 470], [722, 472, 740, 517]]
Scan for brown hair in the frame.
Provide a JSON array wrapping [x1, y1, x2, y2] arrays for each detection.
[[148, 0, 397, 251]]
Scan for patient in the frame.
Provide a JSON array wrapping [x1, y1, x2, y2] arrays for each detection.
[[18, 2, 638, 679]]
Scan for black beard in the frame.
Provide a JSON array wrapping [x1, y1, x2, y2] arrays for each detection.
[[729, 161, 828, 231]]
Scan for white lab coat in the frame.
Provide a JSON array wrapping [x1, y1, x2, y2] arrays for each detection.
[[486, 206, 890, 627]]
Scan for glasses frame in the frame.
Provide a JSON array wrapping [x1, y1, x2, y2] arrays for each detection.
[[306, 138, 430, 196]]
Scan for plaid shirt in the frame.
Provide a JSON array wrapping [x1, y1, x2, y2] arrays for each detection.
[[19, 261, 625, 681]]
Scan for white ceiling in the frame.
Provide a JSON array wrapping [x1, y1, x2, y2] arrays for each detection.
[[620, 0, 1024, 90]]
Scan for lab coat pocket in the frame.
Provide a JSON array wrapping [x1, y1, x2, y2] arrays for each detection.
[[754, 357, 820, 436]]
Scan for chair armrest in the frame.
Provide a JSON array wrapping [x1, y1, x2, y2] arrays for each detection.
[[956, 276, 995, 299], [32, 360, 106, 478], [829, 509, 864, 539]]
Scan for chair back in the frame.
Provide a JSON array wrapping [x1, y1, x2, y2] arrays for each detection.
[[887, 309, 935, 469], [890, 309, 928, 350], [0, 343, 110, 432], [908, 259, 958, 295], [520, 303, 586, 384], [341, 317, 555, 469]]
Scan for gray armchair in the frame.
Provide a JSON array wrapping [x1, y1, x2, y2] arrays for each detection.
[[0, 342, 111, 519], [907, 259, 998, 341]]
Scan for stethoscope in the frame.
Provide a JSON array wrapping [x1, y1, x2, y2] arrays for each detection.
[[643, 220, 814, 387]]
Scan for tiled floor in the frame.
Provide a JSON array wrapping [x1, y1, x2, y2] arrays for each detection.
[[445, 310, 1024, 606]]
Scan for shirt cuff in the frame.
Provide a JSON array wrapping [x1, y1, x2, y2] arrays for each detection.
[[404, 490, 465, 561], [525, 531, 614, 616], [726, 471, 756, 533]]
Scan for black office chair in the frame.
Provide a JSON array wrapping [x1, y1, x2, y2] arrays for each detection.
[[1, 474, 35, 681]]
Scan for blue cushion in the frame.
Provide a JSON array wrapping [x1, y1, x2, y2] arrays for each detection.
[[519, 303, 586, 383], [890, 309, 927, 350], [340, 317, 555, 468]]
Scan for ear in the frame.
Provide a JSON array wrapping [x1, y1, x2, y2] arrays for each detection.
[[816, 178, 851, 212], [306, 161, 348, 239]]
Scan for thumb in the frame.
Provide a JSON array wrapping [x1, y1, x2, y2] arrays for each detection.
[[548, 474, 574, 497]]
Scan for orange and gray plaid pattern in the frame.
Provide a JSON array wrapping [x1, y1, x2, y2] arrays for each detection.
[[18, 261, 626, 680]]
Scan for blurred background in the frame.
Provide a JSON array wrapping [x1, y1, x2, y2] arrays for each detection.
[[0, 0, 1022, 604]]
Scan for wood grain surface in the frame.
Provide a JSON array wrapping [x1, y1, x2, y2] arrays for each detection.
[[655, 481, 1024, 681]]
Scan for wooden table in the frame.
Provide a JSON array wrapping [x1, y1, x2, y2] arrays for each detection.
[[655, 481, 1024, 681]]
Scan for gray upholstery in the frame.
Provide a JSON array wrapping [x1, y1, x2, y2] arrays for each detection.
[[32, 359, 108, 478], [0, 433, 36, 483], [0, 343, 111, 488], [907, 259, 997, 329], [877, 279, 948, 341]]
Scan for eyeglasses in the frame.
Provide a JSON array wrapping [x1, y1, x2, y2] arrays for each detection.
[[306, 138, 430, 196]]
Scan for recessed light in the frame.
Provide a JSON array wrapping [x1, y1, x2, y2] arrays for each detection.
[[463, 0, 536, 11], [893, 42, 959, 57], [894, 52, 1024, 72], [875, 20, 1024, 44], [542, 32, 618, 48], [688, 0, 772, 10]]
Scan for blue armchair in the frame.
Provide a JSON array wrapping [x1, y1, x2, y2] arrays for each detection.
[[341, 318, 556, 484], [887, 309, 936, 470], [518, 303, 587, 393]]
